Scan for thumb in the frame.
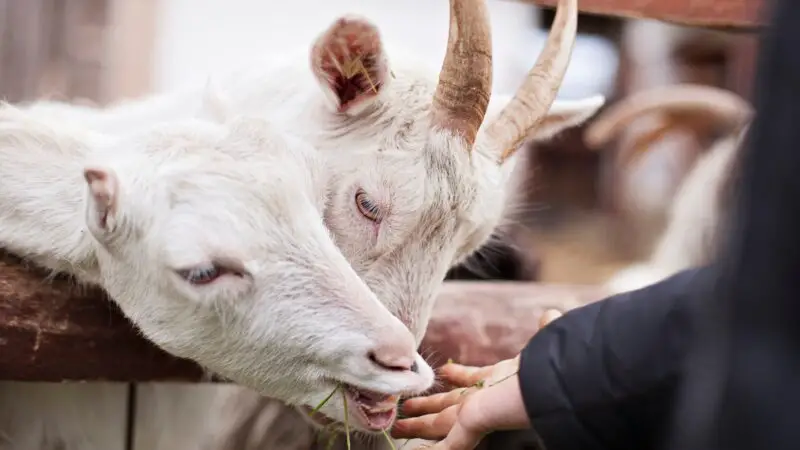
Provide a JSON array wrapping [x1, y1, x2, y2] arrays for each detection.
[[436, 373, 530, 449], [539, 309, 563, 329]]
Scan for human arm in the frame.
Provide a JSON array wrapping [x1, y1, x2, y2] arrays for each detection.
[[393, 267, 707, 450], [518, 266, 705, 450]]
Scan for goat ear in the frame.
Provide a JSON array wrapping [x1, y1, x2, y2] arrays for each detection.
[[197, 78, 232, 123], [310, 16, 390, 116], [526, 95, 606, 143], [83, 166, 119, 235]]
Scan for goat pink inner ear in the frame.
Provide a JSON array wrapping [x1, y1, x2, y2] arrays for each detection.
[[83, 167, 118, 230], [311, 17, 389, 114]]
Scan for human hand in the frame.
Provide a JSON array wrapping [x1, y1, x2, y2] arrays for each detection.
[[392, 309, 564, 449]]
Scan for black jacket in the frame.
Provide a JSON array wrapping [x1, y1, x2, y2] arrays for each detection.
[[517, 267, 707, 450]]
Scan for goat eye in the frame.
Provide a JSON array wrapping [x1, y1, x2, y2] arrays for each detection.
[[177, 264, 223, 285], [355, 189, 381, 222]]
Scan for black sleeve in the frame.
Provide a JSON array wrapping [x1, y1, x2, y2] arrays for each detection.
[[517, 267, 707, 450]]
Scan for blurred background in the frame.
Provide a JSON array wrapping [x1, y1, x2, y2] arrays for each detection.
[[0, 0, 759, 286]]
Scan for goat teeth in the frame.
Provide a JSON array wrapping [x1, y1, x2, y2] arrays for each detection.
[[362, 404, 395, 414]]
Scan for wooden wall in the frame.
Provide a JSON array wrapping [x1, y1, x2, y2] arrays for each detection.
[[0, 0, 155, 105]]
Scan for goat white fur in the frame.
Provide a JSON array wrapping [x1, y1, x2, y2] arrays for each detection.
[[585, 84, 752, 293], [2, 0, 605, 447]]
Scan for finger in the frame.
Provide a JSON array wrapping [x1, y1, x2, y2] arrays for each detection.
[[539, 309, 563, 329], [458, 372, 531, 431], [412, 442, 448, 450], [434, 412, 486, 450], [438, 363, 493, 387], [401, 388, 474, 417], [391, 404, 460, 440], [431, 388, 503, 450]]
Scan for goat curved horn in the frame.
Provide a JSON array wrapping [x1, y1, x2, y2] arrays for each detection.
[[487, 0, 578, 164], [430, 0, 493, 148], [584, 83, 753, 150]]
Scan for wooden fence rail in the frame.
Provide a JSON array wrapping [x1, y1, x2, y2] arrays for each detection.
[[0, 251, 609, 381]]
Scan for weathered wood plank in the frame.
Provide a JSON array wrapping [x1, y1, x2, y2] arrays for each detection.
[[423, 281, 605, 366], [519, 0, 766, 30], [0, 251, 610, 382], [0, 252, 207, 382]]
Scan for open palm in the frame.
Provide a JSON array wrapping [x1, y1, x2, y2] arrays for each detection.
[[392, 309, 563, 449]]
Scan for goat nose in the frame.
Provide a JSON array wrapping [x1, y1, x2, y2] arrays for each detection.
[[368, 341, 415, 372]]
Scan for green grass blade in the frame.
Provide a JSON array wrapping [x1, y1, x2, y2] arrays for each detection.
[[382, 428, 398, 450], [310, 386, 339, 417], [341, 388, 352, 450]]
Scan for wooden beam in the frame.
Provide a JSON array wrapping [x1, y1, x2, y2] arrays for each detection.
[[0, 253, 207, 382], [423, 281, 606, 366], [0, 251, 610, 382], [519, 0, 767, 30]]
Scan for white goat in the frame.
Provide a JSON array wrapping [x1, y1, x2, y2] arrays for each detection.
[[2, 0, 605, 447], [583, 84, 752, 293], [0, 105, 437, 449]]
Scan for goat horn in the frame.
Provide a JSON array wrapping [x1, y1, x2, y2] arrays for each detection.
[[488, 0, 578, 164], [430, 0, 493, 148], [584, 83, 753, 150]]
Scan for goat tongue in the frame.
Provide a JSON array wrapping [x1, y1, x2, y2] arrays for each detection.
[[351, 389, 398, 430]]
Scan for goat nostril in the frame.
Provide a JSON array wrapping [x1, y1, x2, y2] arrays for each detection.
[[410, 361, 419, 373], [368, 351, 380, 366], [368, 351, 412, 372]]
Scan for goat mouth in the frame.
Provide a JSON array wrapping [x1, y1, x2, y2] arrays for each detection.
[[345, 385, 399, 431], [304, 384, 399, 432]]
